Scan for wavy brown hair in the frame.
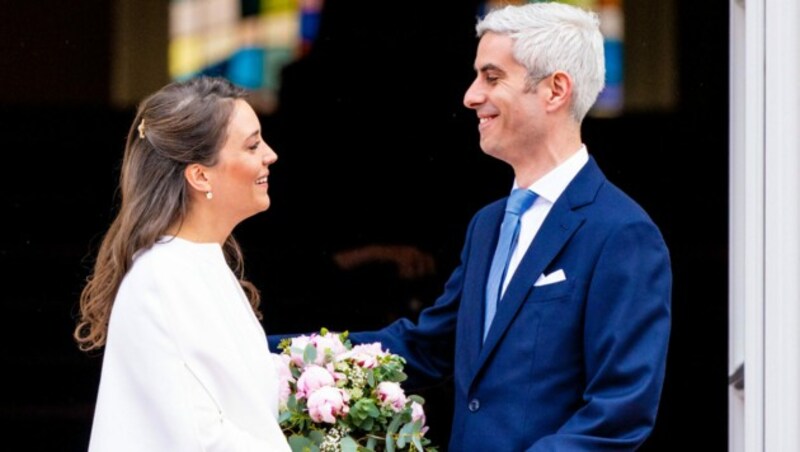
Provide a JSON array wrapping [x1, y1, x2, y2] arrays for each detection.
[[74, 76, 262, 352]]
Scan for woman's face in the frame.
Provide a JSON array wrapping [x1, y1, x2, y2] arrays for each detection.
[[206, 99, 278, 224]]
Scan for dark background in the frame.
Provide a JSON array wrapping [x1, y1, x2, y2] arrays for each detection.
[[1, 1, 727, 450]]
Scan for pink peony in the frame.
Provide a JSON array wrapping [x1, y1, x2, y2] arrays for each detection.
[[310, 333, 348, 365], [271, 353, 294, 409], [410, 401, 428, 434], [296, 365, 335, 399], [338, 342, 386, 368], [325, 362, 347, 383], [307, 386, 350, 424], [376, 381, 407, 412]]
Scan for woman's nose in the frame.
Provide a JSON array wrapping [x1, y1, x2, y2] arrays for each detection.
[[263, 144, 278, 165]]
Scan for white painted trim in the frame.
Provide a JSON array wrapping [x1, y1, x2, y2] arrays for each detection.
[[764, 0, 800, 449], [730, 0, 766, 449], [731, 0, 800, 449], [728, 3, 748, 450], [742, 0, 766, 446]]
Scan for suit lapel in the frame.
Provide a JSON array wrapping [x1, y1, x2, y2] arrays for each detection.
[[460, 202, 504, 380], [469, 157, 606, 386]]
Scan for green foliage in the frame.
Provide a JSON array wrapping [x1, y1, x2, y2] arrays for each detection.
[[303, 343, 317, 365], [276, 328, 437, 451], [348, 398, 381, 431]]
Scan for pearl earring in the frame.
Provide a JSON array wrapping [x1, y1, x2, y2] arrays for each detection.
[[206, 191, 213, 200]]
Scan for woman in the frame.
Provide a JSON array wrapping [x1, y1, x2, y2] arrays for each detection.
[[74, 76, 290, 451]]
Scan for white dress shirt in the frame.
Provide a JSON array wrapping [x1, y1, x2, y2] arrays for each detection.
[[500, 146, 589, 296], [89, 237, 290, 452]]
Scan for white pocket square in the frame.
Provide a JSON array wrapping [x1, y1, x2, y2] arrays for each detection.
[[534, 269, 566, 287]]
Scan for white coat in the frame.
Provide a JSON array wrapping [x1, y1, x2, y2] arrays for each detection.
[[89, 237, 290, 451]]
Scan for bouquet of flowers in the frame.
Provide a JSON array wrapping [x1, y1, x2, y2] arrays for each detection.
[[272, 328, 437, 452]]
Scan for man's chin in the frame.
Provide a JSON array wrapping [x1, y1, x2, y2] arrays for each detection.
[[479, 141, 503, 160]]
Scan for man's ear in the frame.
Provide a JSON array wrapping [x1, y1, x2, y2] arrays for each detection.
[[184, 163, 212, 193], [545, 70, 573, 113]]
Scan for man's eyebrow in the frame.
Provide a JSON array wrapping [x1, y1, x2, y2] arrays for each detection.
[[478, 63, 504, 74]]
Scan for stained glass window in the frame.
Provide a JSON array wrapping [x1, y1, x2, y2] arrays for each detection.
[[168, 0, 323, 112]]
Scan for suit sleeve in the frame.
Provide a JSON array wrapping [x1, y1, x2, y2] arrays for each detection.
[[345, 214, 480, 389], [266, 260, 461, 388], [529, 220, 672, 451]]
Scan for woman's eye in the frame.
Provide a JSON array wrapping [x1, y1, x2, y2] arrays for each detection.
[[249, 141, 260, 151]]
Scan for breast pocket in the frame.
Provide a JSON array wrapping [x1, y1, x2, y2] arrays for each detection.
[[526, 280, 573, 303]]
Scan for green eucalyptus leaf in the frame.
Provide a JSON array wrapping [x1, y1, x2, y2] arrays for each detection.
[[412, 434, 424, 452], [308, 430, 325, 444], [390, 371, 408, 383], [398, 422, 416, 449], [386, 433, 396, 452], [361, 417, 374, 431], [341, 435, 358, 452], [288, 435, 317, 452], [386, 412, 404, 438], [396, 432, 407, 449], [303, 344, 317, 364], [291, 365, 303, 378]]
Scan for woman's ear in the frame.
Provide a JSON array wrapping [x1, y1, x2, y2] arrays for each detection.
[[184, 163, 212, 194], [545, 70, 573, 113]]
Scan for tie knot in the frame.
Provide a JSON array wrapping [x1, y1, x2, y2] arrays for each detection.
[[506, 189, 537, 215]]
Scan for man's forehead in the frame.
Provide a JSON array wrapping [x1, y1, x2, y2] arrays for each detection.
[[474, 34, 521, 71]]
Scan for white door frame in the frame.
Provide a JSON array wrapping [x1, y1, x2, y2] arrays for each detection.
[[729, 0, 800, 450]]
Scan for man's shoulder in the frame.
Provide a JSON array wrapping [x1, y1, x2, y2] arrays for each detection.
[[593, 179, 657, 224], [574, 180, 669, 256]]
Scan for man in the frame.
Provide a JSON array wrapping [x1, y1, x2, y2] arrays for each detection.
[[347, 3, 671, 450], [269, 2, 671, 449]]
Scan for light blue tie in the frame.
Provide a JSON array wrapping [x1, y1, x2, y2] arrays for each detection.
[[484, 189, 538, 341]]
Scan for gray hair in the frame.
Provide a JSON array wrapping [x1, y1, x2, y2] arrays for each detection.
[[476, 2, 606, 122]]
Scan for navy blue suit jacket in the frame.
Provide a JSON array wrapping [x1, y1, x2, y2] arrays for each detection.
[[347, 157, 671, 451]]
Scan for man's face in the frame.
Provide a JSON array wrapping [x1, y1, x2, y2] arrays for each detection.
[[463, 32, 547, 164]]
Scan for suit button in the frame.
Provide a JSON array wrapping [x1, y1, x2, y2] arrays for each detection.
[[468, 399, 480, 412]]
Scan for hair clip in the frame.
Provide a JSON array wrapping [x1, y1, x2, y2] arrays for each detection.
[[138, 119, 146, 139]]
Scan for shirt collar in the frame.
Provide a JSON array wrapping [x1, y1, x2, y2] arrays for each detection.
[[513, 145, 589, 204]]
